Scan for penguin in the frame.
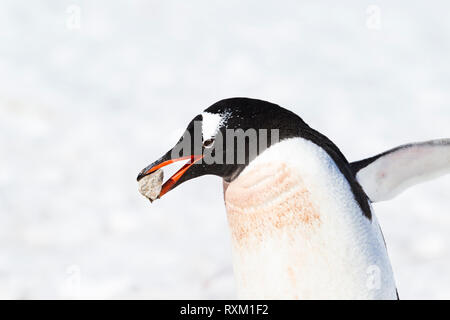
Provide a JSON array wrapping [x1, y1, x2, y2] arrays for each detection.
[[137, 97, 450, 299]]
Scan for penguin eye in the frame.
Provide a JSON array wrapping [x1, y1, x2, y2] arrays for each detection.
[[203, 138, 215, 148]]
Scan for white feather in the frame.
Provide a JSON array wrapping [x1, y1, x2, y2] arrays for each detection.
[[224, 138, 397, 299], [356, 139, 450, 202], [201, 112, 227, 141]]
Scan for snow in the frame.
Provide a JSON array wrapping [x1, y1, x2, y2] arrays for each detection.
[[0, 0, 449, 299]]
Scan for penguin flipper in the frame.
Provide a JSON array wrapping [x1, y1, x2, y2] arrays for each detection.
[[350, 139, 450, 202]]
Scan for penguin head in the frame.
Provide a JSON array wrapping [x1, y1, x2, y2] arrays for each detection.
[[137, 97, 306, 199]]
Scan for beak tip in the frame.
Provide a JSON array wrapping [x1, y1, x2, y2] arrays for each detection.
[[136, 169, 148, 182]]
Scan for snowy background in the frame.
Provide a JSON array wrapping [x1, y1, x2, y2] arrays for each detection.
[[0, 1, 449, 299]]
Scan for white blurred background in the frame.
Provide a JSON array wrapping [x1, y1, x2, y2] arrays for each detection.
[[0, 0, 449, 299]]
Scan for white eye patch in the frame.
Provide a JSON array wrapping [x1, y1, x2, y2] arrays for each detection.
[[201, 112, 227, 141]]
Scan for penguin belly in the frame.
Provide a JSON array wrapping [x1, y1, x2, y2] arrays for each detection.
[[224, 138, 397, 300]]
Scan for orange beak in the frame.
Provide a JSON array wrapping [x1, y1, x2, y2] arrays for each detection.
[[137, 154, 204, 198]]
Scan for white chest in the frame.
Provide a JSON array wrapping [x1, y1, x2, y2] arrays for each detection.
[[223, 138, 397, 299]]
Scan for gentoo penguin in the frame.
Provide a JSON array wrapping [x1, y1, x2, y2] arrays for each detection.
[[137, 97, 450, 299]]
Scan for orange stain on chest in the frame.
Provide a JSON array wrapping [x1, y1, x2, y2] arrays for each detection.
[[224, 163, 321, 247]]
